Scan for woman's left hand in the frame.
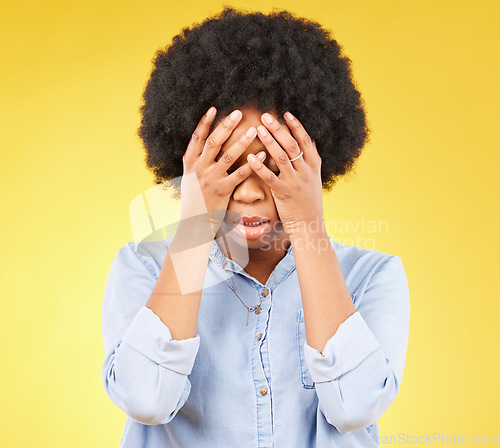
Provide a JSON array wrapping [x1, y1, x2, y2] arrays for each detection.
[[247, 111, 325, 237]]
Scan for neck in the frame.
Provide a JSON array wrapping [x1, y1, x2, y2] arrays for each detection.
[[218, 233, 291, 283]]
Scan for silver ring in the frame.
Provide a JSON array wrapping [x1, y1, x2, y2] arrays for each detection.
[[289, 151, 303, 162]]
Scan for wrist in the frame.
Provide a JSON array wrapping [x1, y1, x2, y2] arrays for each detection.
[[179, 209, 226, 236], [288, 228, 331, 254], [173, 215, 218, 251], [283, 215, 326, 238]]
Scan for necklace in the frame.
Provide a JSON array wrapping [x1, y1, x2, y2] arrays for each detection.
[[218, 235, 277, 326]]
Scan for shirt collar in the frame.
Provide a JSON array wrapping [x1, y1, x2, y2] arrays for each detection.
[[209, 237, 296, 288]]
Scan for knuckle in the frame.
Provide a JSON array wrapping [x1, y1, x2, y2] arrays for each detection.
[[212, 183, 225, 197], [191, 131, 200, 142], [289, 141, 300, 152], [273, 123, 283, 133], [222, 151, 234, 163], [278, 153, 289, 164], [264, 173, 275, 183], [205, 135, 216, 148], [302, 135, 313, 146]]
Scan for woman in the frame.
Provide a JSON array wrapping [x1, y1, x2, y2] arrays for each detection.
[[101, 7, 410, 447]]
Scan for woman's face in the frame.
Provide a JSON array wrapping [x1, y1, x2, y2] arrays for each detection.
[[215, 106, 291, 254]]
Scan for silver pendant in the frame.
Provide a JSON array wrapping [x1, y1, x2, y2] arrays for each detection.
[[246, 306, 262, 326]]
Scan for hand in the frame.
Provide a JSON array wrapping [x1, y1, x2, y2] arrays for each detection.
[[180, 107, 266, 237], [247, 111, 324, 237]]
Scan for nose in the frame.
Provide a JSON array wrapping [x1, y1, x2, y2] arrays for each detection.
[[231, 172, 266, 204]]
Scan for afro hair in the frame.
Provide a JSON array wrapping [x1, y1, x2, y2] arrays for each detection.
[[137, 6, 371, 199]]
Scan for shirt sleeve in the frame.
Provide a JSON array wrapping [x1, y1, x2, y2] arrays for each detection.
[[101, 242, 201, 426], [302, 254, 410, 435]]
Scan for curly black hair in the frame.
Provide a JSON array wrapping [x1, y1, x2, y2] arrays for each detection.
[[137, 6, 370, 199]]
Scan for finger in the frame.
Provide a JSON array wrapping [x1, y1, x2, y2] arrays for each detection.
[[246, 152, 284, 192], [184, 106, 217, 162], [215, 126, 258, 174], [282, 111, 318, 164], [224, 150, 267, 189], [199, 109, 243, 165], [256, 123, 296, 177], [261, 112, 306, 169]]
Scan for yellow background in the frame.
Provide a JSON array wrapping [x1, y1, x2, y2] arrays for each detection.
[[1, 0, 499, 446]]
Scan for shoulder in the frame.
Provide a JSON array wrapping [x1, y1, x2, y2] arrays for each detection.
[[113, 238, 172, 281], [327, 235, 407, 297], [328, 235, 403, 272]]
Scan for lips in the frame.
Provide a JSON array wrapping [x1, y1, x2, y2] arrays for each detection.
[[238, 215, 271, 226], [233, 217, 272, 240]]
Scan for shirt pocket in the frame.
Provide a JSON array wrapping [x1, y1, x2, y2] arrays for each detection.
[[296, 294, 356, 390], [296, 309, 315, 389]]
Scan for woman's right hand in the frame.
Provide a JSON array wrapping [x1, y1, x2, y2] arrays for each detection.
[[179, 107, 266, 238]]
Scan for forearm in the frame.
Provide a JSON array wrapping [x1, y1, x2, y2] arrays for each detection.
[[290, 226, 356, 354], [145, 219, 214, 341]]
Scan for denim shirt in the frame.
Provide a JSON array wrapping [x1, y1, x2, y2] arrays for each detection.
[[101, 235, 410, 448]]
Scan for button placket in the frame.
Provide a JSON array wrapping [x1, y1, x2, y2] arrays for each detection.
[[251, 290, 273, 448]]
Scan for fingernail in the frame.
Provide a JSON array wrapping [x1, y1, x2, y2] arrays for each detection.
[[230, 110, 241, 120], [257, 126, 267, 136], [257, 151, 266, 161], [284, 111, 294, 120], [263, 113, 273, 123], [206, 106, 216, 117], [246, 127, 256, 137], [248, 154, 257, 163]]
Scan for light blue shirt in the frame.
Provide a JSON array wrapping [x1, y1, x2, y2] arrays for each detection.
[[101, 235, 410, 447]]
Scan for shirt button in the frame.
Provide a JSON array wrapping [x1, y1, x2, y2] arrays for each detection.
[[259, 387, 268, 396], [256, 333, 262, 341], [262, 289, 269, 297]]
